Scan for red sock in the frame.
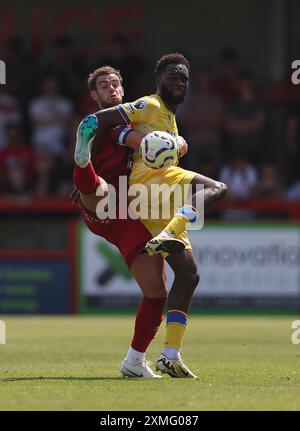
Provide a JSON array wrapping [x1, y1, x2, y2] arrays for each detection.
[[131, 296, 166, 352], [73, 162, 100, 194]]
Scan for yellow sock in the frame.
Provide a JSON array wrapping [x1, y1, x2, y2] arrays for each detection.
[[164, 310, 187, 350], [164, 215, 188, 238], [164, 205, 199, 237]]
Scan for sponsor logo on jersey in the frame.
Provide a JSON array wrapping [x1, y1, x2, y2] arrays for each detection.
[[133, 99, 147, 110]]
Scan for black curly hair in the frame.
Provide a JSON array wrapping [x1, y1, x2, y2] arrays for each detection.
[[155, 53, 189, 78]]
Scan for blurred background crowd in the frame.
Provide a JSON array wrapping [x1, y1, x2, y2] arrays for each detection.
[[0, 29, 300, 219]]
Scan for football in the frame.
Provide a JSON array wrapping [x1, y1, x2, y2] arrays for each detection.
[[139, 131, 178, 169]]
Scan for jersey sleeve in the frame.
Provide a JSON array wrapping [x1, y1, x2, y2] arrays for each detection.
[[111, 125, 134, 147], [116, 97, 159, 126]]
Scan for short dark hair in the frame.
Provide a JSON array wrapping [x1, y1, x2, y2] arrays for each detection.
[[87, 66, 123, 91], [155, 53, 189, 78]]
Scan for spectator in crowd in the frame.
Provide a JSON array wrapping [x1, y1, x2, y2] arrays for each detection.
[[226, 70, 266, 164], [252, 163, 283, 198], [252, 163, 284, 219], [2, 159, 32, 201], [29, 76, 73, 159], [285, 97, 300, 199], [214, 47, 240, 105], [32, 148, 71, 198], [0, 84, 22, 149], [262, 57, 300, 107], [0, 124, 34, 190], [43, 36, 84, 100], [4, 36, 40, 105], [285, 99, 300, 185], [177, 67, 224, 171], [219, 156, 258, 220], [92, 33, 147, 101]]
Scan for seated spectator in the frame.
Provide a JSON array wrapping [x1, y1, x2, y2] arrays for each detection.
[[32, 148, 72, 198], [92, 33, 147, 101], [219, 156, 258, 220], [252, 163, 283, 198], [285, 99, 300, 185], [43, 36, 84, 100], [1, 159, 32, 202], [214, 47, 240, 105], [262, 66, 300, 107], [29, 76, 73, 159], [0, 84, 21, 149], [178, 67, 224, 171], [4, 36, 39, 105], [0, 124, 34, 189], [226, 70, 266, 165]]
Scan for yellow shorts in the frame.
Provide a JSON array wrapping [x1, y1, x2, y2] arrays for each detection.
[[128, 162, 198, 250]]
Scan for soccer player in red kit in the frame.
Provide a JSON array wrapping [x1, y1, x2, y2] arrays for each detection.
[[73, 66, 167, 378]]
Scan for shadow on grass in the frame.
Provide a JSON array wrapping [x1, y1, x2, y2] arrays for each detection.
[[0, 376, 142, 382]]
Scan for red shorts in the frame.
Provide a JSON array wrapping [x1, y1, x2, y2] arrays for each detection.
[[79, 203, 152, 268]]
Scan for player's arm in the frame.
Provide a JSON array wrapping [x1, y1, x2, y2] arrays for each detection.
[[102, 97, 157, 151], [91, 97, 153, 144], [95, 106, 125, 127], [112, 125, 144, 151], [94, 106, 145, 151], [114, 127, 188, 156], [114, 98, 188, 157]]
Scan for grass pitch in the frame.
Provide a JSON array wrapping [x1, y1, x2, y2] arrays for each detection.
[[0, 315, 299, 411]]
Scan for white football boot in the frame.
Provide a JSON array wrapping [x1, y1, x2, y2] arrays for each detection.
[[74, 114, 98, 168], [120, 358, 162, 378], [156, 353, 198, 379], [145, 234, 185, 256]]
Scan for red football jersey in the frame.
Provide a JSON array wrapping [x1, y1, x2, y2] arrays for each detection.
[[92, 126, 131, 190]]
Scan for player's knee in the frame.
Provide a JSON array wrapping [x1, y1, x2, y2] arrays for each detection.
[[187, 270, 200, 292], [175, 268, 200, 293], [213, 181, 228, 201], [144, 274, 167, 298]]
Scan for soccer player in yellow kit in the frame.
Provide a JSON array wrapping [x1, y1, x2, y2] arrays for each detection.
[[76, 53, 227, 378]]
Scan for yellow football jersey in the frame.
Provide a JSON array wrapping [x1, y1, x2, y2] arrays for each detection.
[[116, 94, 197, 250], [117, 94, 178, 162]]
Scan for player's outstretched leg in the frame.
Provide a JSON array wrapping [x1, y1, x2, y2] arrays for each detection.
[[73, 114, 110, 213], [145, 175, 227, 256], [74, 114, 98, 168], [145, 205, 198, 256], [145, 233, 185, 256]]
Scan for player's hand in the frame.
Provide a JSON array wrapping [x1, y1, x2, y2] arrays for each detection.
[[70, 186, 80, 205], [177, 136, 188, 158]]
